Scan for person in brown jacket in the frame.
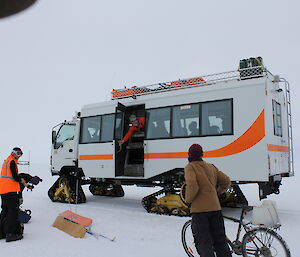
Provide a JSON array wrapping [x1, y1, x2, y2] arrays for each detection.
[[184, 144, 232, 257]]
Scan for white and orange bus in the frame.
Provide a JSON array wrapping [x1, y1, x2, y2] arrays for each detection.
[[49, 62, 293, 215]]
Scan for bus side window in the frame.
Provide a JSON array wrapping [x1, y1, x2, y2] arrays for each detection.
[[172, 104, 199, 137], [272, 100, 282, 137], [146, 108, 171, 139], [201, 100, 233, 136], [101, 114, 115, 141], [55, 124, 76, 149], [80, 116, 101, 143], [114, 112, 124, 140]]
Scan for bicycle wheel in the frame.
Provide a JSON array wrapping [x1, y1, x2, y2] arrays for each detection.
[[241, 227, 291, 257], [181, 220, 198, 257]]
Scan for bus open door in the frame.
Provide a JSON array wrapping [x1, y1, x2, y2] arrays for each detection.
[[114, 103, 145, 177]]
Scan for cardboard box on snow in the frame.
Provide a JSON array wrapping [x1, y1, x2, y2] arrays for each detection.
[[52, 216, 86, 238]]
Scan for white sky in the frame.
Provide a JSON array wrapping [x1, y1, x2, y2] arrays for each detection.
[[0, 0, 299, 165]]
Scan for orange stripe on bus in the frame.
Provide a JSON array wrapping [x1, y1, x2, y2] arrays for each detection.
[[79, 154, 113, 160], [145, 110, 265, 159], [144, 152, 188, 159], [267, 144, 289, 152]]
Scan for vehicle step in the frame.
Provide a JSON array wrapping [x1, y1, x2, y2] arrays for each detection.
[[124, 164, 144, 176], [126, 142, 144, 149]]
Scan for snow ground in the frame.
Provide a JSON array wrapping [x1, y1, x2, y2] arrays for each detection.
[[1, 163, 299, 257]]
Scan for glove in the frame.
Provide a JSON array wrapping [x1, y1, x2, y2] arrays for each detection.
[[29, 176, 43, 185]]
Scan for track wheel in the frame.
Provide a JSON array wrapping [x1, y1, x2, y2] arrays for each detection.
[[89, 184, 106, 195], [219, 185, 248, 207], [170, 208, 188, 217], [150, 204, 169, 215], [106, 184, 124, 197]]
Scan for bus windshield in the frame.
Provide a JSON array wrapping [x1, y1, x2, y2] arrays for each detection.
[[54, 124, 75, 149]]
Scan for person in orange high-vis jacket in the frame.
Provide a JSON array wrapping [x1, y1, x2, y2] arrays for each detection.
[[118, 115, 145, 145], [0, 147, 29, 242]]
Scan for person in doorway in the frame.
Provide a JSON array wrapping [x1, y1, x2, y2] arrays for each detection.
[[0, 147, 30, 242], [118, 114, 145, 145], [184, 144, 232, 257]]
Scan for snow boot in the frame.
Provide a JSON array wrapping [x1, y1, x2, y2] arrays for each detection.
[[6, 233, 23, 242], [0, 225, 5, 239]]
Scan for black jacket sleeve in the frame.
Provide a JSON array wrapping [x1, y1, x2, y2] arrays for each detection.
[[10, 160, 21, 182]]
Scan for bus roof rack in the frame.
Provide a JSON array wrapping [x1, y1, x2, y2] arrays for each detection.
[[111, 66, 271, 100]]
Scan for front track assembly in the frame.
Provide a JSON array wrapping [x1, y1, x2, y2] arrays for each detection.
[[48, 175, 86, 204]]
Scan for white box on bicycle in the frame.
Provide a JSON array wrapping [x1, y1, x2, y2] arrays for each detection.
[[252, 200, 280, 227]]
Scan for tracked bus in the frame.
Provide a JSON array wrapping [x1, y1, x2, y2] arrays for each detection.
[[48, 59, 294, 216]]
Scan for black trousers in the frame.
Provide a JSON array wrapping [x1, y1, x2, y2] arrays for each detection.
[[191, 210, 232, 257], [0, 192, 20, 235]]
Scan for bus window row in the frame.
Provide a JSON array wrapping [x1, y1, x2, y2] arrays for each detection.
[[146, 99, 233, 139], [79, 99, 233, 143]]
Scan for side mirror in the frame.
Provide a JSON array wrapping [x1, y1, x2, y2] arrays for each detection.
[[52, 131, 57, 144]]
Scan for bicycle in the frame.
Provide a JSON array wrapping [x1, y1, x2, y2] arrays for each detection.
[[181, 206, 291, 256]]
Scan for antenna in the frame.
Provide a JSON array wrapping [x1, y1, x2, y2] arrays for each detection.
[[28, 150, 31, 173], [18, 150, 30, 173]]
